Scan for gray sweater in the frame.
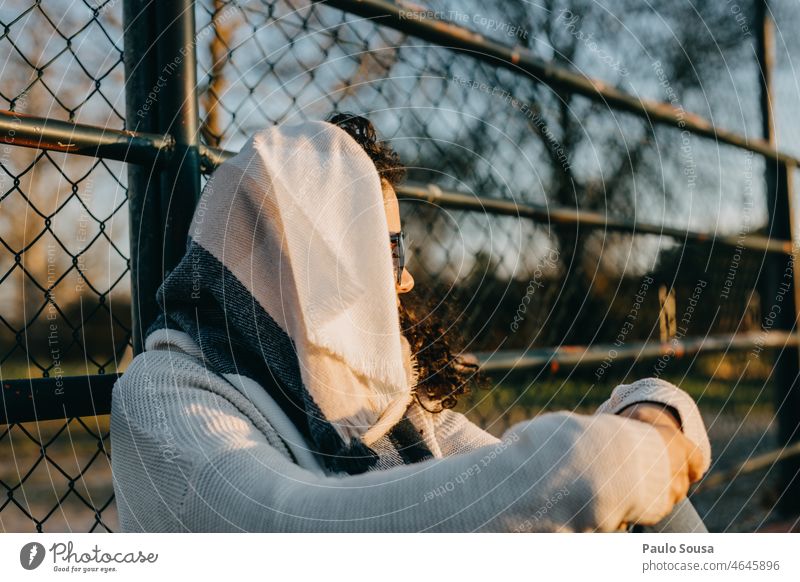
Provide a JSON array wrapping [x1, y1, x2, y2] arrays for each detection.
[[109, 328, 711, 532]]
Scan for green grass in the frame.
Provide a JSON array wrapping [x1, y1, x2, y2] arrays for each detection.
[[455, 374, 774, 437]]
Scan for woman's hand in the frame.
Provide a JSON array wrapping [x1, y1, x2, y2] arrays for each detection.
[[617, 402, 705, 510]]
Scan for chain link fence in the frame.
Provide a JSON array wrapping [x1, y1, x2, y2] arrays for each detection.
[[0, 0, 127, 532], [1, 0, 798, 532]]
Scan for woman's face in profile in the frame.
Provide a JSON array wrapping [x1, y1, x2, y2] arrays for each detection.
[[382, 178, 478, 407], [382, 179, 414, 305]]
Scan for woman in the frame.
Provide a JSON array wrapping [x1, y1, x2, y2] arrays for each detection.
[[109, 114, 711, 532]]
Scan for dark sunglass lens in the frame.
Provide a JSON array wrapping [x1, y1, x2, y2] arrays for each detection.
[[390, 232, 405, 285]]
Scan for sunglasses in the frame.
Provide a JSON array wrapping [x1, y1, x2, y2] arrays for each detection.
[[389, 230, 405, 285]]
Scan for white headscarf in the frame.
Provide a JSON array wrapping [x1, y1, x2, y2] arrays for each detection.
[[189, 120, 414, 446]]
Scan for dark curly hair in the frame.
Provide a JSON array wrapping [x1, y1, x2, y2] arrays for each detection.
[[326, 112, 407, 187], [398, 292, 489, 411], [327, 112, 487, 410]]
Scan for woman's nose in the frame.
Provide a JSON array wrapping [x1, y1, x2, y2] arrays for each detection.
[[397, 268, 414, 294]]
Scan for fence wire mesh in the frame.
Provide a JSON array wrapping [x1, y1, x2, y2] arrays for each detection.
[[0, 0, 127, 532], [0, 0, 797, 532]]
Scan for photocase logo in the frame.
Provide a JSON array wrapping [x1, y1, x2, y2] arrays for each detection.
[[19, 542, 46, 570]]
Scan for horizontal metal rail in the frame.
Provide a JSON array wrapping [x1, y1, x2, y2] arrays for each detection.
[[474, 331, 800, 373], [3, 115, 784, 255], [693, 440, 800, 494], [1, 373, 119, 425], [397, 183, 792, 254], [0, 109, 174, 166], [322, 0, 800, 168], [0, 109, 225, 173], [199, 143, 231, 172]]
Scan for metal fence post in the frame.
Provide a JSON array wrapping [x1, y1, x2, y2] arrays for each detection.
[[155, 0, 202, 277], [768, 163, 800, 516], [781, 164, 800, 515], [123, 0, 200, 354], [123, 0, 165, 354], [757, 0, 800, 515]]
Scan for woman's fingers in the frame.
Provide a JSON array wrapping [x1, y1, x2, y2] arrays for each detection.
[[652, 424, 693, 505], [686, 442, 705, 483]]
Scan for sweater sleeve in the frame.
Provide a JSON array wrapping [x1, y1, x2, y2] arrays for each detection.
[[430, 409, 501, 455], [594, 377, 712, 477], [111, 352, 677, 533]]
